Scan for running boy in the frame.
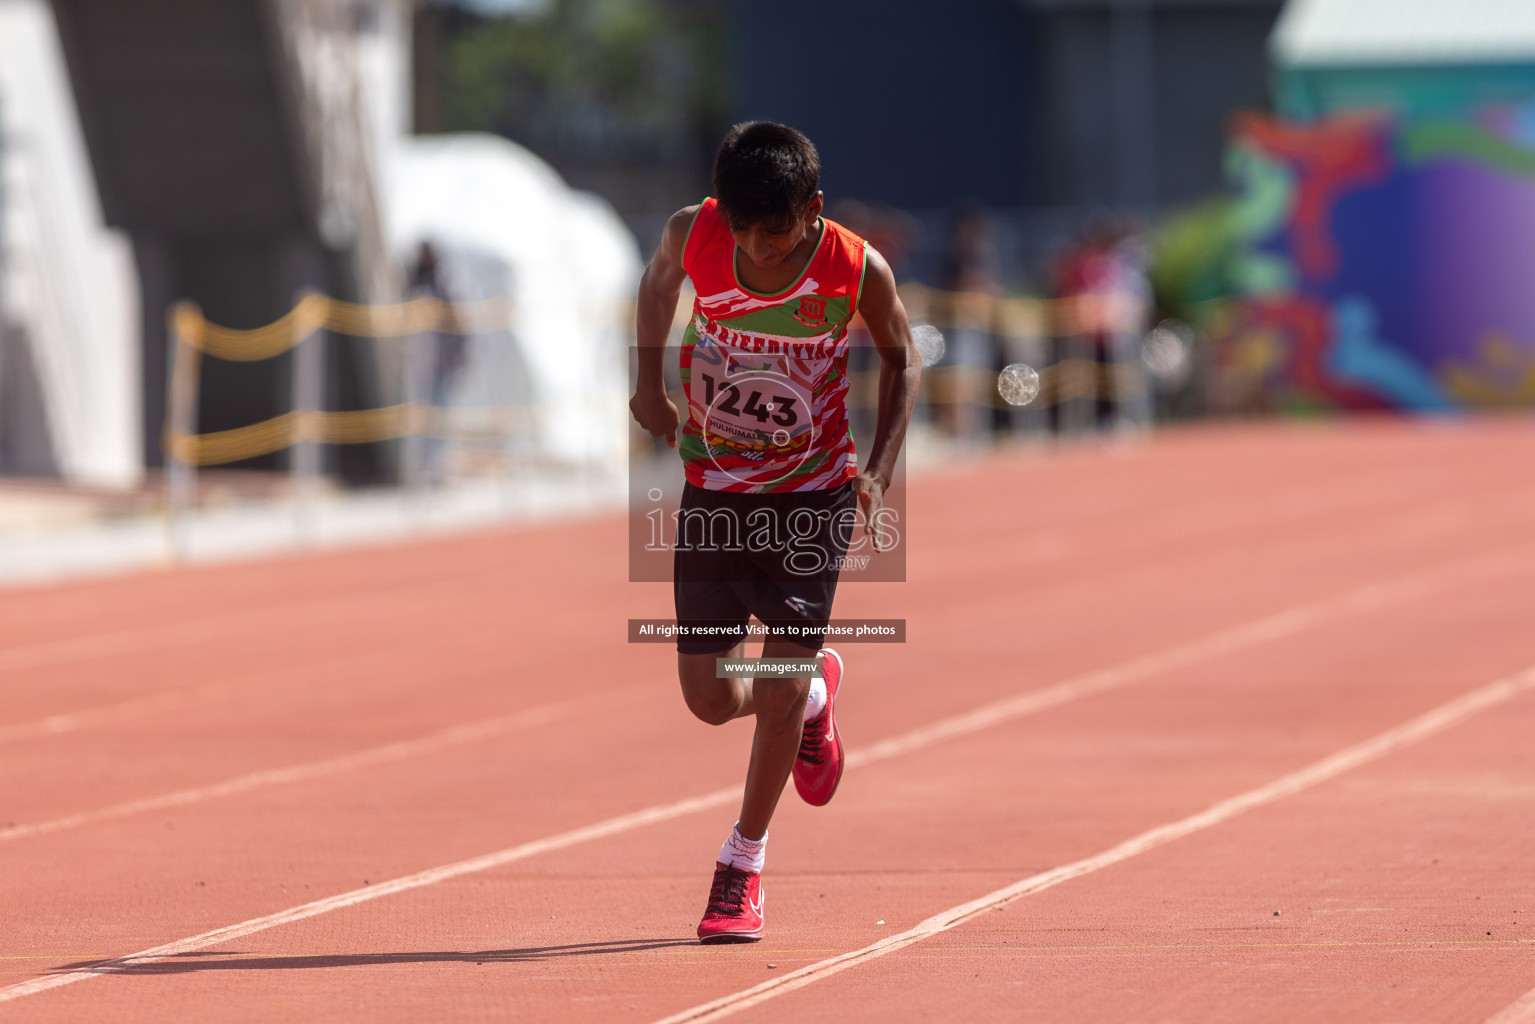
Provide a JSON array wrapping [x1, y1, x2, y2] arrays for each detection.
[[630, 122, 920, 943]]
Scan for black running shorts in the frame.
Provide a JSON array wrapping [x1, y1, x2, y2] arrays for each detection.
[[673, 481, 856, 655]]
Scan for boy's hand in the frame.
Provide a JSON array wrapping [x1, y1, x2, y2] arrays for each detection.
[[630, 387, 680, 448], [853, 471, 886, 552]]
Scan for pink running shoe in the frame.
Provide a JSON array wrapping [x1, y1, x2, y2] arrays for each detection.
[[697, 862, 764, 943], [793, 648, 845, 806]]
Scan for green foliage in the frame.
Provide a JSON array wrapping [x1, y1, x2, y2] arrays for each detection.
[[1150, 197, 1237, 325], [442, 0, 726, 161]]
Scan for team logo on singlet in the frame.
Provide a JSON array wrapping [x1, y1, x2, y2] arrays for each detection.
[[793, 296, 828, 327]]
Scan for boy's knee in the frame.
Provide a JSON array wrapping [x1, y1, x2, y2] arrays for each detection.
[[678, 652, 739, 725], [753, 676, 809, 720], [683, 687, 736, 726]]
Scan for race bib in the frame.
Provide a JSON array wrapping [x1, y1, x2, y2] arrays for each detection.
[[690, 337, 816, 456]]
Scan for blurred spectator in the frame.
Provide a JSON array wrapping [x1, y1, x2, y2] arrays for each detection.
[[939, 202, 1003, 296], [827, 199, 923, 281], [409, 241, 468, 398], [828, 200, 924, 444], [937, 203, 1002, 441], [406, 240, 467, 483], [1052, 218, 1151, 432]]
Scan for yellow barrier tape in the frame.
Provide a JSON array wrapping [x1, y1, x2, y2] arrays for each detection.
[[165, 290, 1145, 467], [178, 295, 516, 362], [844, 360, 1133, 412], [178, 287, 1141, 364], [173, 366, 1125, 467], [168, 404, 554, 467]]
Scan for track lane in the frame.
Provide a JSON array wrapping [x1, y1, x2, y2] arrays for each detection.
[[2, 420, 1535, 1019], [718, 665, 1535, 1022], [6, 421, 1531, 832], [4, 421, 1528, 723], [6, 493, 1533, 842], [7, 467, 1527, 846], [9, 497, 1535, 1019]]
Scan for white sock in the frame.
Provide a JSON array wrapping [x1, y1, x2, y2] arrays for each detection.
[[718, 824, 767, 874], [804, 674, 828, 722]]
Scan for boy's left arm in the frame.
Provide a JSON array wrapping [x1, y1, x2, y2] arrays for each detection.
[[853, 247, 921, 551]]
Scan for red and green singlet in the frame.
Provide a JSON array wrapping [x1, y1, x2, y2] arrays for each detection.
[[677, 198, 869, 493]]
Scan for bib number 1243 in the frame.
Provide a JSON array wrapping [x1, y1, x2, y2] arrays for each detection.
[[700, 372, 799, 428]]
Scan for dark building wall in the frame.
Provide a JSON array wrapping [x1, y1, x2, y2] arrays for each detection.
[[52, 0, 385, 479], [1150, 6, 1279, 205], [729, 0, 1280, 214], [1035, 3, 1283, 208], [1036, 6, 1116, 207], [729, 0, 1036, 208]]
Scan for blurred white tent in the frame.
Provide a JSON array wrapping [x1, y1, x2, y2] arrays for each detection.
[[0, 0, 642, 490], [0, 0, 139, 487], [384, 133, 641, 468]]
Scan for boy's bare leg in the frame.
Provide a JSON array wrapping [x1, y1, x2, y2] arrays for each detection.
[[678, 640, 753, 724], [678, 638, 815, 840]]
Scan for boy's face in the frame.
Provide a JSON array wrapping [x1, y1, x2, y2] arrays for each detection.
[[729, 193, 825, 270]]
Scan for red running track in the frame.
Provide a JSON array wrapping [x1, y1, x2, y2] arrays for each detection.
[[3, 419, 1535, 1022]]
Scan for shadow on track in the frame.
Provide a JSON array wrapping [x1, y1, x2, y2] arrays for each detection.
[[55, 937, 699, 974]]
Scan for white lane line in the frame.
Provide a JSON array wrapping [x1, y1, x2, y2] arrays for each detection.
[[0, 482, 1510, 742], [0, 662, 344, 746], [0, 640, 453, 745], [0, 586, 430, 675], [0, 576, 531, 741], [1486, 985, 1535, 1024], [847, 540, 1535, 770], [4, 539, 1521, 843], [0, 545, 1528, 1007], [0, 786, 742, 1004], [0, 623, 545, 746], [0, 615, 443, 746], [0, 686, 644, 844], [653, 665, 1535, 1024]]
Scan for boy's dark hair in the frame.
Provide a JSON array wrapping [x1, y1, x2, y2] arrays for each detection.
[[712, 122, 820, 229]]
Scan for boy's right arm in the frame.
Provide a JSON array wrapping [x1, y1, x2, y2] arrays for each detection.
[[629, 206, 697, 449]]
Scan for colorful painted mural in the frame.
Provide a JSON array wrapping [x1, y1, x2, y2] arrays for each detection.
[[1221, 104, 1535, 412]]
